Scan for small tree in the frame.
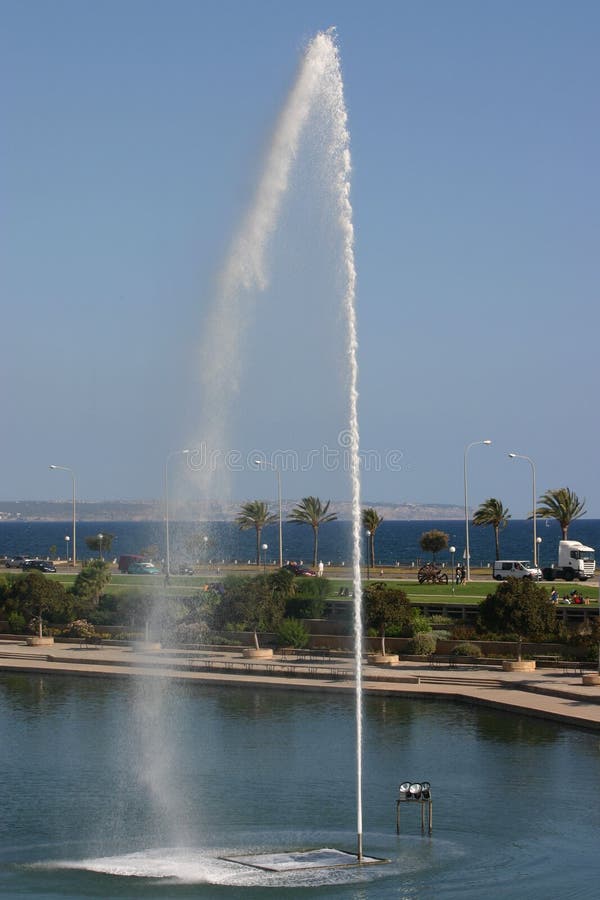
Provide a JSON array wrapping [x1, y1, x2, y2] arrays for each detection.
[[72, 560, 112, 608], [479, 579, 555, 642], [8, 571, 70, 638], [84, 533, 115, 559], [419, 530, 449, 561], [363, 582, 412, 656], [211, 575, 285, 649]]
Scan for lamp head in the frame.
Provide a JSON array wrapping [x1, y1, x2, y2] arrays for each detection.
[[483, 439, 492, 445], [508, 452, 517, 459]]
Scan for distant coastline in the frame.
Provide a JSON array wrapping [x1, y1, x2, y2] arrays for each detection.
[[0, 499, 465, 523]]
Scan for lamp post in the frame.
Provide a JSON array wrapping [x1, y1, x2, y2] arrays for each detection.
[[49, 465, 77, 569], [254, 459, 283, 569], [464, 440, 492, 581], [365, 530, 371, 580], [261, 543, 268, 577], [203, 535, 208, 569], [65, 535, 70, 564], [508, 452, 537, 568], [97, 533, 104, 561], [450, 545, 456, 595], [164, 449, 190, 578], [536, 536, 542, 572]]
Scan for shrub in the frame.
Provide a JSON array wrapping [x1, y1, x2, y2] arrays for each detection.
[[6, 611, 26, 634], [278, 618, 309, 648], [451, 624, 479, 641], [285, 595, 325, 619], [166, 622, 209, 645], [430, 614, 453, 626], [408, 632, 437, 655], [64, 619, 96, 639], [479, 578, 556, 641], [452, 642, 482, 658]]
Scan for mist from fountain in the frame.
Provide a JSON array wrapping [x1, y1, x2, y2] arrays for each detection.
[[136, 28, 365, 860]]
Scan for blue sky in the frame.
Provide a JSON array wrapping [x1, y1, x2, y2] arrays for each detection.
[[2, 1, 599, 517]]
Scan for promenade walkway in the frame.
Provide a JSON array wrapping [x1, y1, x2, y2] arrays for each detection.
[[1, 640, 600, 732]]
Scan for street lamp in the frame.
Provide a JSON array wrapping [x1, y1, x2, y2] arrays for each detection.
[[97, 533, 104, 560], [365, 529, 371, 580], [164, 449, 190, 578], [450, 545, 456, 595], [508, 452, 537, 568], [254, 459, 283, 569], [464, 440, 492, 581], [49, 465, 77, 569], [261, 543, 268, 576], [65, 535, 70, 563]]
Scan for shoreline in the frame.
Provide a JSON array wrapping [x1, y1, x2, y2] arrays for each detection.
[[2, 641, 600, 733]]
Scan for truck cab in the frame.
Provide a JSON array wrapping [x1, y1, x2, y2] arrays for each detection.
[[557, 540, 595, 580]]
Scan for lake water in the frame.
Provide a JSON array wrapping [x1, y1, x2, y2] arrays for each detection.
[[1, 672, 600, 898], [1, 518, 599, 568]]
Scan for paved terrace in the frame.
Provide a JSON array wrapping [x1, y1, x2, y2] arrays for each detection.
[[1, 640, 600, 732]]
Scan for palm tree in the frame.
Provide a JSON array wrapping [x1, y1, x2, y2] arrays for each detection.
[[235, 501, 277, 566], [473, 498, 511, 560], [535, 487, 586, 539], [362, 507, 384, 568], [288, 496, 338, 567]]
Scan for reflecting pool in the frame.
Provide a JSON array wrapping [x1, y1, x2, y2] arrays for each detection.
[[1, 673, 600, 898]]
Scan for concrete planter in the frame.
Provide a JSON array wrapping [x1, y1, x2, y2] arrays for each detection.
[[26, 636, 54, 647], [242, 648, 274, 660], [368, 653, 399, 666], [502, 660, 536, 672], [582, 673, 600, 686]]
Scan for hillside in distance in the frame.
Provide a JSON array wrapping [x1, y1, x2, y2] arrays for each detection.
[[0, 499, 464, 522]]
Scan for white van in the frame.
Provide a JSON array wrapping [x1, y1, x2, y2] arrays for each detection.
[[493, 560, 542, 581]]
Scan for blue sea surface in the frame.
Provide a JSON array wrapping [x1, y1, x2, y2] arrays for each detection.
[[0, 518, 598, 568], [1, 674, 600, 899]]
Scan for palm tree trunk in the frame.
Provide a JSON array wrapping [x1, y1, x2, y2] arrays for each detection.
[[562, 524, 568, 540], [312, 525, 318, 568], [255, 526, 262, 566], [494, 525, 500, 561], [370, 533, 375, 568]]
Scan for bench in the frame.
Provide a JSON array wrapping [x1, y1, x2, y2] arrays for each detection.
[[428, 653, 457, 669], [79, 636, 103, 649]]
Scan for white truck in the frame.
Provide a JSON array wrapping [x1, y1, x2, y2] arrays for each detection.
[[542, 540, 596, 582]]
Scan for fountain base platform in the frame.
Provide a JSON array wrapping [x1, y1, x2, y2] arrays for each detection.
[[221, 848, 387, 871]]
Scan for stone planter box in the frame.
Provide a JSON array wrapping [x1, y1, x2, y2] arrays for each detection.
[[582, 673, 600, 686], [368, 653, 399, 666], [242, 648, 274, 659], [26, 636, 54, 647], [502, 660, 536, 672]]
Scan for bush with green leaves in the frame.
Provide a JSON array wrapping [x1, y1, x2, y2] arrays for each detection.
[[451, 642, 482, 657], [408, 632, 437, 656], [6, 611, 26, 634], [479, 578, 556, 641], [363, 582, 412, 655], [278, 618, 310, 648]]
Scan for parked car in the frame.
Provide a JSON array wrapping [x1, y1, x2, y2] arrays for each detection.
[[128, 562, 161, 575], [21, 560, 56, 573], [283, 562, 316, 577], [5, 555, 30, 568]]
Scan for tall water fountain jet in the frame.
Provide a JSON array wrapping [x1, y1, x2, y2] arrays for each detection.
[[189, 28, 366, 863]]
